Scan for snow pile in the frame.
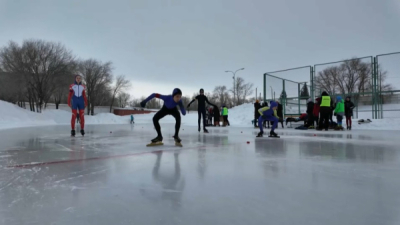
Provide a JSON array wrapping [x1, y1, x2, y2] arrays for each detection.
[[0, 100, 129, 130], [1, 100, 400, 131]]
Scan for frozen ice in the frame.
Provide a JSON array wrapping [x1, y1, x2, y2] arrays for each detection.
[[1, 124, 400, 225]]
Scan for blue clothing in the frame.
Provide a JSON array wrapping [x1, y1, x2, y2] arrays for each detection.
[[131, 115, 134, 121], [142, 89, 186, 115], [72, 98, 85, 110], [69, 81, 86, 110], [258, 115, 278, 133]]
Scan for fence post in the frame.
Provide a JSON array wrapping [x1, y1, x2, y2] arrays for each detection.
[[310, 67, 314, 100], [263, 74, 266, 103], [298, 83, 301, 115], [283, 80, 286, 117]]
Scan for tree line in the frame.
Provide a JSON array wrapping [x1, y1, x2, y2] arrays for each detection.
[[0, 39, 131, 114], [0, 39, 256, 113]]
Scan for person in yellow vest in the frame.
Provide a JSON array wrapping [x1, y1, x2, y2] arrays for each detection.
[[222, 105, 230, 126], [317, 91, 331, 131]]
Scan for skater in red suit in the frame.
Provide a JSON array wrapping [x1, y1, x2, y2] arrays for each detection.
[[68, 75, 88, 136]]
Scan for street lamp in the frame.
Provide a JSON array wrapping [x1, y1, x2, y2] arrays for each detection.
[[225, 68, 244, 106]]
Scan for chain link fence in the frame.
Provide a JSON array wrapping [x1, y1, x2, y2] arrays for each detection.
[[264, 52, 400, 119]]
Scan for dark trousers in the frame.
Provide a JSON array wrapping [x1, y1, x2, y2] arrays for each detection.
[[346, 116, 352, 127], [223, 115, 230, 125], [319, 107, 330, 130], [153, 106, 181, 137], [254, 115, 259, 127], [307, 113, 314, 127], [314, 116, 319, 126], [198, 109, 206, 130]]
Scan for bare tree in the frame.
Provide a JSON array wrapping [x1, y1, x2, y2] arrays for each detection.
[[315, 58, 391, 97], [212, 86, 230, 107], [231, 77, 254, 105], [109, 75, 131, 112], [0, 40, 76, 112], [117, 92, 130, 108], [77, 59, 113, 115]]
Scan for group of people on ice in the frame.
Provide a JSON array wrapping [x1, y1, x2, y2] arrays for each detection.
[[252, 91, 356, 136], [67, 74, 356, 143], [306, 92, 355, 131]]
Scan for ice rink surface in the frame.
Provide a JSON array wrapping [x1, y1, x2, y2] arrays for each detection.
[[1, 124, 400, 225]]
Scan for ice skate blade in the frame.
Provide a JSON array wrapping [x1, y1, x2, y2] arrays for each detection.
[[146, 142, 164, 147], [175, 142, 183, 147], [268, 136, 280, 138]]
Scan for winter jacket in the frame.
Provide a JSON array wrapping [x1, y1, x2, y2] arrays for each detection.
[[277, 103, 283, 118], [319, 92, 331, 108], [313, 98, 321, 117], [307, 100, 314, 115], [299, 113, 308, 120], [212, 105, 220, 120], [222, 107, 228, 116], [258, 102, 279, 119], [254, 102, 261, 116], [344, 99, 355, 117], [334, 96, 345, 116]]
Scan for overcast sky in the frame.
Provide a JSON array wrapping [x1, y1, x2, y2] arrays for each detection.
[[1, 0, 400, 99]]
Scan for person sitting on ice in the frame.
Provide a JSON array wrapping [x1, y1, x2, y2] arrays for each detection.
[[140, 88, 186, 145], [285, 113, 308, 126], [256, 101, 280, 137], [68, 75, 88, 136]]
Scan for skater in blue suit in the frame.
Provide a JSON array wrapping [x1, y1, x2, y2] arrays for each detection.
[[140, 88, 186, 144], [256, 101, 280, 137]]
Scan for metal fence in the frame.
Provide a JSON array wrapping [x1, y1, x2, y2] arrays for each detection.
[[263, 52, 400, 119], [263, 73, 309, 117]]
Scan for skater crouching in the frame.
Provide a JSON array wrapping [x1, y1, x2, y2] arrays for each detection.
[[140, 88, 186, 145], [256, 101, 279, 137]]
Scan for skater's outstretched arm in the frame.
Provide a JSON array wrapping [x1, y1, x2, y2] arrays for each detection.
[[141, 93, 167, 107], [187, 96, 198, 107], [178, 101, 186, 115], [204, 96, 213, 105]]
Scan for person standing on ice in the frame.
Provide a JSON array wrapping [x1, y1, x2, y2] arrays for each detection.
[[256, 101, 279, 137], [334, 96, 345, 130], [313, 97, 321, 127], [68, 75, 88, 136], [344, 96, 355, 130], [317, 91, 331, 131], [140, 88, 186, 145], [222, 105, 230, 126], [254, 100, 261, 128], [187, 88, 215, 133]]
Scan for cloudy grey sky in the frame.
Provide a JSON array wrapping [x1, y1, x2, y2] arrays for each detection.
[[1, 0, 400, 99]]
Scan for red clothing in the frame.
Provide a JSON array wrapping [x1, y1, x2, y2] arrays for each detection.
[[299, 113, 307, 120], [313, 97, 321, 117]]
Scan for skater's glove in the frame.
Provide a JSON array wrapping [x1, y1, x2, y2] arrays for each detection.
[[334, 113, 337, 116], [187, 104, 190, 108], [140, 101, 146, 108]]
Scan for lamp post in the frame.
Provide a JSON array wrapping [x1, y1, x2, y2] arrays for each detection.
[[225, 68, 244, 106]]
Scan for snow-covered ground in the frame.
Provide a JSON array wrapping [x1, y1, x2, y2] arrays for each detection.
[[1, 100, 400, 131]]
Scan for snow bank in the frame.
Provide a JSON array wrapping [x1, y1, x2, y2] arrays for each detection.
[[1, 100, 400, 131]]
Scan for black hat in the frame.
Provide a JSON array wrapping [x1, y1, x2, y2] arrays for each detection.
[[172, 88, 182, 97], [200, 88, 204, 93]]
